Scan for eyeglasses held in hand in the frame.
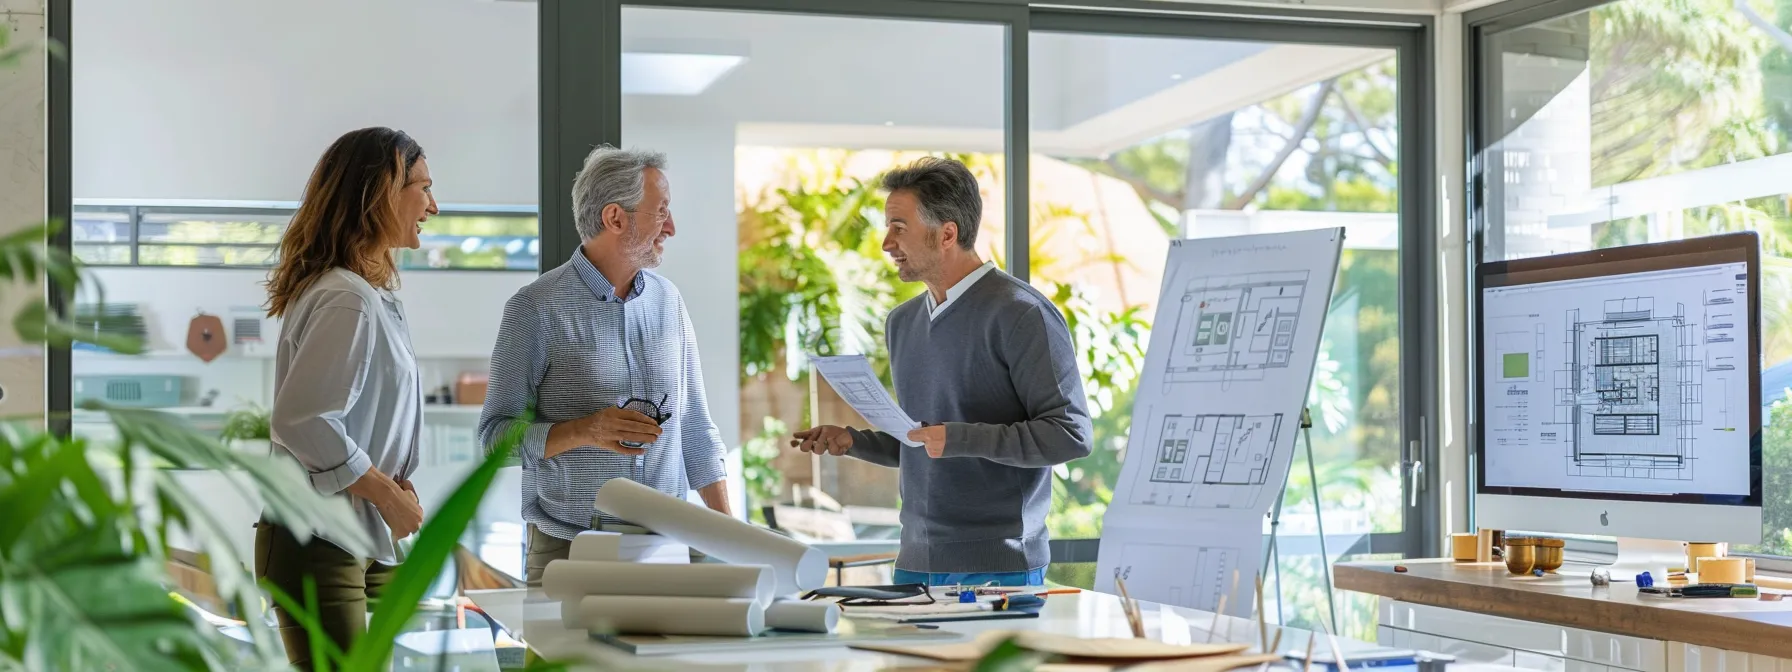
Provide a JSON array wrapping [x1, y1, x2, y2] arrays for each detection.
[[617, 393, 670, 449]]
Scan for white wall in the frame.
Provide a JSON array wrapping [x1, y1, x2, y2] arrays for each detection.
[[72, 0, 537, 205]]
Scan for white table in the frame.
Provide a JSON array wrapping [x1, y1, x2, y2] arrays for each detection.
[[465, 588, 1524, 671]]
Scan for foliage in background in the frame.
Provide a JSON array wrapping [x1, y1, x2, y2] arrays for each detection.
[[219, 405, 272, 443], [739, 172, 922, 388], [1044, 283, 1149, 541], [741, 416, 788, 522], [1753, 396, 1792, 555]]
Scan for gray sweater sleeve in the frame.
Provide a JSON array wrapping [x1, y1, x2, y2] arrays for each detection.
[[845, 427, 903, 468], [943, 303, 1094, 468]]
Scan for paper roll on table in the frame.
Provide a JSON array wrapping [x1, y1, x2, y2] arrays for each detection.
[[594, 477, 828, 594], [764, 599, 840, 633], [565, 595, 766, 636], [542, 560, 775, 604]]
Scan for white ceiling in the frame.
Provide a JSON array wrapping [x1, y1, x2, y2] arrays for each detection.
[[72, 0, 1395, 200]]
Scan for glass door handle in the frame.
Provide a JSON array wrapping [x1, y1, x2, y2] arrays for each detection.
[[1409, 459, 1425, 508]]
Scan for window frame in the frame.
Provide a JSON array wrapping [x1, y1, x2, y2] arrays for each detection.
[[45, 0, 1443, 561], [547, 0, 1440, 559], [70, 200, 542, 272]]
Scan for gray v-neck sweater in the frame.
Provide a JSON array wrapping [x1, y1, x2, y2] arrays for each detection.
[[847, 269, 1094, 574]]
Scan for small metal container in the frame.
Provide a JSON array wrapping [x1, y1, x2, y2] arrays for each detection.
[[1504, 537, 1537, 575], [1535, 537, 1565, 572]]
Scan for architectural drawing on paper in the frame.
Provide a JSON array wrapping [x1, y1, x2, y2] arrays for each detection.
[[1110, 541, 1247, 614], [1553, 297, 1702, 481], [835, 379, 885, 407], [1133, 413, 1284, 508], [1163, 271, 1309, 388]]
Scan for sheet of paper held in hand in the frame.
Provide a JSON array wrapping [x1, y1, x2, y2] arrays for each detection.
[[811, 354, 921, 447]]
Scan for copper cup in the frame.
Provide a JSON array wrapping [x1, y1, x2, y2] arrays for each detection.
[[1504, 537, 1537, 575], [1535, 538, 1565, 572]]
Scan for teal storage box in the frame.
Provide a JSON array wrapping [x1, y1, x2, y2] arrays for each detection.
[[73, 375, 195, 408]]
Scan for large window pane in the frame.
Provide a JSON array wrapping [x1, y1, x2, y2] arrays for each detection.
[[1030, 31, 1399, 638], [623, 6, 1007, 551], [1481, 0, 1792, 555]]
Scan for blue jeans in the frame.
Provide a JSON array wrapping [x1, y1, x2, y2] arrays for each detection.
[[893, 567, 1045, 587]]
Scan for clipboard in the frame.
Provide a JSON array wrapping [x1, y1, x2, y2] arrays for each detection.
[[898, 610, 1041, 625]]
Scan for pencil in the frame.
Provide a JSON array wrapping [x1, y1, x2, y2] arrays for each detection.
[[1255, 575, 1268, 652], [1320, 621, 1352, 672], [1210, 595, 1228, 643], [1114, 575, 1144, 638]]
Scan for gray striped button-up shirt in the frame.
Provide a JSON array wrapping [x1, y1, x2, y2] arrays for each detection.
[[477, 251, 728, 541]]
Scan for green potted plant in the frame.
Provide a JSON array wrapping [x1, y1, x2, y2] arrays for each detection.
[[218, 404, 271, 454]]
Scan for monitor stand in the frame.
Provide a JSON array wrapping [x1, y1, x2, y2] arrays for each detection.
[[1554, 537, 1683, 582]]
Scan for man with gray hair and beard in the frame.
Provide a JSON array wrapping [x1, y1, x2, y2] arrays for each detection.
[[479, 145, 731, 585]]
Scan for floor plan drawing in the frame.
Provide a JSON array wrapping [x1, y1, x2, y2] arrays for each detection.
[[1133, 413, 1284, 508], [1553, 297, 1701, 481], [835, 379, 884, 407], [1107, 540, 1248, 614], [1099, 230, 1343, 606], [1163, 271, 1309, 388]]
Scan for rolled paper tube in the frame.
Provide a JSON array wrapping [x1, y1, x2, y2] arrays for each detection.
[[566, 595, 766, 636], [764, 599, 840, 633], [594, 477, 827, 594], [542, 559, 774, 604]]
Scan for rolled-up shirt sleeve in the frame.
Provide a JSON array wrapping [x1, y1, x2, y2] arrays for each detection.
[[270, 305, 377, 494], [678, 305, 728, 490]]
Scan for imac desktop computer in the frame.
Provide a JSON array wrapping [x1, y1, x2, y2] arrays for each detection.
[[1475, 231, 1762, 581]]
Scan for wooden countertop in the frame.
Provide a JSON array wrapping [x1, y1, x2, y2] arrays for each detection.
[[1336, 559, 1792, 659]]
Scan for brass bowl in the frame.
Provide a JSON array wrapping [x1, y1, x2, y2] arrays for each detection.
[[1535, 538, 1565, 572], [1504, 538, 1537, 575]]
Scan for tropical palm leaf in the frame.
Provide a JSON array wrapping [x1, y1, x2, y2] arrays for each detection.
[[0, 430, 232, 671]]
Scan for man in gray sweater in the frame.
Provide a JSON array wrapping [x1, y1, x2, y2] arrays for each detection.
[[793, 157, 1094, 587]]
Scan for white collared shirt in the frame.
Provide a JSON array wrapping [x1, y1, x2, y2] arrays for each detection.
[[925, 261, 998, 320], [270, 268, 421, 565]]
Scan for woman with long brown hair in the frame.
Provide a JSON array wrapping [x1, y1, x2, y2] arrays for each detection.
[[260, 126, 436, 666]]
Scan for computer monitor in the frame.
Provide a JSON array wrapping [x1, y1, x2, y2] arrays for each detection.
[[1475, 232, 1762, 580]]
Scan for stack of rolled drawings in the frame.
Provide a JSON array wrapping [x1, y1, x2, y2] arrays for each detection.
[[543, 478, 839, 637]]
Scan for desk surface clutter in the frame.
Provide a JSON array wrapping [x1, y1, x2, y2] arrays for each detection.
[[1335, 559, 1792, 659], [466, 587, 1525, 671]]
